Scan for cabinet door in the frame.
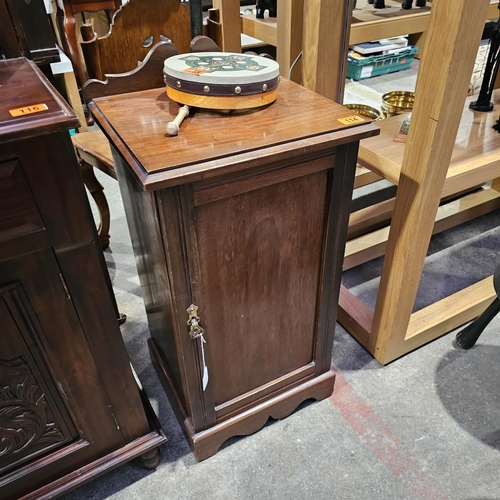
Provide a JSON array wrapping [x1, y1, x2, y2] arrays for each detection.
[[179, 157, 336, 424], [0, 249, 125, 499], [0, 284, 76, 475]]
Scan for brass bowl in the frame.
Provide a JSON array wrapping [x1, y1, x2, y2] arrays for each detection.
[[381, 91, 415, 117], [345, 103, 382, 121]]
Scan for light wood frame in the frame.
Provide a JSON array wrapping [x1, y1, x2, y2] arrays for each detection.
[[242, 1, 499, 75], [339, 0, 499, 365]]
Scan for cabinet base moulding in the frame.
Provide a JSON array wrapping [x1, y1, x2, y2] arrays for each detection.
[[18, 391, 166, 500], [149, 338, 335, 461]]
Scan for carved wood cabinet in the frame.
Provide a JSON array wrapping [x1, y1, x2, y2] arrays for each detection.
[[0, 58, 166, 499], [90, 79, 379, 461]]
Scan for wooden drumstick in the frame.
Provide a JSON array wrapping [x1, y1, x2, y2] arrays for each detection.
[[166, 105, 190, 136]]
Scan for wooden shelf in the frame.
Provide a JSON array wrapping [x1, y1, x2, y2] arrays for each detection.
[[241, 14, 277, 46], [358, 91, 500, 198], [350, 0, 431, 45], [344, 187, 500, 270], [241, 1, 499, 51]]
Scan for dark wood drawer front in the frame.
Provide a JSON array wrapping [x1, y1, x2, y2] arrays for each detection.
[[0, 159, 44, 242]]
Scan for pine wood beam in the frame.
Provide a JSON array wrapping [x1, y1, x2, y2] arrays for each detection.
[[212, 0, 242, 53], [368, 0, 491, 363], [277, 0, 304, 82], [301, 0, 354, 102]]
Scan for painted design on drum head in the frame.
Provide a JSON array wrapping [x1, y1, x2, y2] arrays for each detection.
[[180, 54, 267, 75]]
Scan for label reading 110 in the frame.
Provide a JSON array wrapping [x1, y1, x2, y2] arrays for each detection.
[[9, 103, 48, 117]]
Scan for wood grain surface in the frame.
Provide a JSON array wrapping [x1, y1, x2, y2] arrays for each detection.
[[0, 58, 164, 499], [0, 59, 79, 142], [358, 90, 500, 198], [80, 0, 191, 80], [195, 169, 327, 405], [367, 0, 491, 364], [301, 0, 353, 102], [212, 0, 241, 52], [92, 78, 374, 177]]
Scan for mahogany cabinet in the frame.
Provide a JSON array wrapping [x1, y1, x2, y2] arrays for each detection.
[[0, 58, 166, 499], [90, 79, 379, 460]]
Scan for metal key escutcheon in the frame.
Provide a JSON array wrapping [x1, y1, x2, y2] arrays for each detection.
[[187, 304, 205, 339]]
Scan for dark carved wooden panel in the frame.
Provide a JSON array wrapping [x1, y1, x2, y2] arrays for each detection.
[[0, 159, 44, 242], [0, 283, 75, 475], [0, 357, 66, 468], [194, 169, 329, 407]]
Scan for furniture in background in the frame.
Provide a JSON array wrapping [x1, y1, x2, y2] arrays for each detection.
[[0, 0, 59, 65], [0, 0, 59, 64], [208, 0, 241, 52], [71, 0, 221, 248], [237, 0, 356, 102], [88, 60, 378, 459], [338, 0, 500, 364], [0, 57, 166, 500], [50, 47, 88, 132], [242, 1, 499, 80], [78, 0, 192, 80], [0, 0, 88, 132], [56, 0, 122, 88]]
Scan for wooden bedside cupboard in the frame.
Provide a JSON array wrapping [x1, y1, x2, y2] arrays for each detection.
[[89, 79, 379, 460], [0, 58, 166, 500]]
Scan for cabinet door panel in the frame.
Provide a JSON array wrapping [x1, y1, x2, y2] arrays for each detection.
[[0, 294, 75, 474], [0, 249, 125, 497], [0, 159, 44, 242], [193, 170, 329, 407]]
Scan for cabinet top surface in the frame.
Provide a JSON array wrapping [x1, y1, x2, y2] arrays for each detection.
[[0, 58, 79, 142], [91, 79, 379, 188]]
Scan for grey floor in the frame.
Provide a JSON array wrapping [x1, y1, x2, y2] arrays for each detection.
[[62, 61, 500, 499]]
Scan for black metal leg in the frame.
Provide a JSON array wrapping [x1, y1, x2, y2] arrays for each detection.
[[455, 297, 500, 349], [402, 0, 413, 9]]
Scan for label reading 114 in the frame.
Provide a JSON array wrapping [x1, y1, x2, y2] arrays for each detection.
[[9, 103, 48, 117], [338, 115, 365, 125]]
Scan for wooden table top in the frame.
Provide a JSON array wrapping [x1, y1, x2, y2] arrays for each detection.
[[0, 58, 79, 143], [91, 78, 379, 190], [358, 91, 500, 196]]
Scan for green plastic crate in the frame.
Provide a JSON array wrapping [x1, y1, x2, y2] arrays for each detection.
[[347, 46, 418, 81]]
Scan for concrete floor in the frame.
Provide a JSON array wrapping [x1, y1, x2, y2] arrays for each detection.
[[62, 60, 500, 499]]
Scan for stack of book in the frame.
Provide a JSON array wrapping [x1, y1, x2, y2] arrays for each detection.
[[349, 36, 409, 57]]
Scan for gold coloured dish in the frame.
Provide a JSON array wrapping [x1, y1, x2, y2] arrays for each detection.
[[345, 103, 382, 121], [381, 91, 415, 117]]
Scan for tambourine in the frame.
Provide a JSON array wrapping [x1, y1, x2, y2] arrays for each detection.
[[163, 52, 280, 135]]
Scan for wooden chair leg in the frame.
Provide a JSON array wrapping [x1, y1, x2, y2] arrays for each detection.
[[79, 161, 111, 249]]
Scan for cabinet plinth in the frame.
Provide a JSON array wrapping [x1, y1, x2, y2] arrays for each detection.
[[90, 79, 379, 460]]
